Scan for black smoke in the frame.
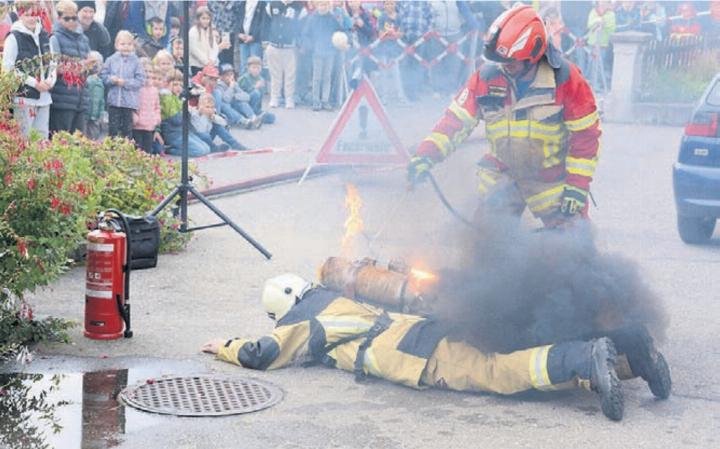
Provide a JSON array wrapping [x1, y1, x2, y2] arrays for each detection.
[[433, 216, 669, 353]]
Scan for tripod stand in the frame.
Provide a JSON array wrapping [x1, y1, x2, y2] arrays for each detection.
[[150, 1, 271, 260]]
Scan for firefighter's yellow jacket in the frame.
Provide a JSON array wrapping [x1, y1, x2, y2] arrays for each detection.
[[217, 288, 450, 388]]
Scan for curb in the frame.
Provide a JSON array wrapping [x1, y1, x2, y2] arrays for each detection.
[[193, 165, 343, 200]]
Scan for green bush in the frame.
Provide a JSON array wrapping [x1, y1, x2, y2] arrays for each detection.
[[641, 50, 720, 103], [0, 70, 201, 362]]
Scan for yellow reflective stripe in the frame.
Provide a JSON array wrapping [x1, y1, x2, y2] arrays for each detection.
[[425, 132, 452, 157], [448, 101, 477, 127], [566, 167, 595, 177], [363, 347, 381, 377], [529, 193, 564, 213], [564, 111, 599, 132], [479, 171, 497, 186], [317, 316, 373, 333], [486, 120, 563, 141], [529, 345, 553, 390], [566, 156, 598, 177], [477, 171, 497, 193], [527, 185, 564, 213], [543, 154, 562, 168]]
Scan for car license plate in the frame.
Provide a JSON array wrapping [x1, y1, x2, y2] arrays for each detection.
[[694, 148, 710, 156]]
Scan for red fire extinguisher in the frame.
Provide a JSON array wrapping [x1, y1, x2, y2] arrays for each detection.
[[84, 210, 133, 340]]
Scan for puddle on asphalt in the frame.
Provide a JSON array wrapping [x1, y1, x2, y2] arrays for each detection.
[[0, 359, 207, 449]]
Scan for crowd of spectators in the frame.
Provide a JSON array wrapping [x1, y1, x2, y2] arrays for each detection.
[[0, 1, 719, 156], [556, 1, 720, 92]]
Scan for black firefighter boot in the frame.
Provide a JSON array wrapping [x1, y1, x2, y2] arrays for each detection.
[[604, 326, 672, 400], [547, 337, 624, 421]]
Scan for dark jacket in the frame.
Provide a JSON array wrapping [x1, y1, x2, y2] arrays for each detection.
[[50, 24, 91, 111], [10, 29, 51, 100], [83, 20, 112, 58], [141, 37, 165, 59], [235, 0, 267, 41], [103, 0, 129, 43], [266, 1, 302, 47]]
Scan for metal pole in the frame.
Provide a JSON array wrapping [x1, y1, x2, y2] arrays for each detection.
[[180, 0, 190, 232]]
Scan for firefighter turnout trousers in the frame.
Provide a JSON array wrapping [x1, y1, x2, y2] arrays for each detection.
[[217, 287, 598, 395]]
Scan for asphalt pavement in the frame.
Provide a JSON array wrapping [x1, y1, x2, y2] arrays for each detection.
[[11, 98, 720, 449]]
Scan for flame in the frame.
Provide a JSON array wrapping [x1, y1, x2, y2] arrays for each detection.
[[341, 183, 364, 257], [410, 268, 437, 282]]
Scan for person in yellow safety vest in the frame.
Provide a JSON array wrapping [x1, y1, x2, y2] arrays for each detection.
[[407, 4, 601, 227], [202, 274, 672, 422]]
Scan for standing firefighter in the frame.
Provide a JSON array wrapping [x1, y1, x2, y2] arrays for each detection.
[[408, 5, 600, 227], [203, 274, 672, 422]]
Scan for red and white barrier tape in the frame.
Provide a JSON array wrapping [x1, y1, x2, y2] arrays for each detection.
[[162, 146, 309, 163]]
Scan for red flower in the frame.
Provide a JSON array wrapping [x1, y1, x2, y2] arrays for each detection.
[[50, 197, 60, 209], [3, 173, 12, 186], [60, 204, 72, 215], [16, 239, 29, 259], [76, 182, 88, 196], [27, 179, 36, 190], [18, 303, 34, 321]]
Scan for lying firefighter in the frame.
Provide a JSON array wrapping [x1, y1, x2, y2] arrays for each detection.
[[202, 273, 671, 422]]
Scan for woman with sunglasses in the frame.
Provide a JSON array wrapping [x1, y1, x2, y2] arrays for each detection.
[[48, 0, 91, 136]]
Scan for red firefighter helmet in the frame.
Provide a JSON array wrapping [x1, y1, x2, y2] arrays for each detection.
[[484, 5, 548, 65], [677, 2, 697, 19]]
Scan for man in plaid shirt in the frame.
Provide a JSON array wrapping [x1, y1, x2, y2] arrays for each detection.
[[397, 1, 433, 102]]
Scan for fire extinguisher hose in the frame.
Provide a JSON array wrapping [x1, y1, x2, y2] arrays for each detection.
[[426, 173, 475, 228], [104, 209, 133, 338]]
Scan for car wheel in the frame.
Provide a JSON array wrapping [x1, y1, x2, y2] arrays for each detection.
[[677, 215, 716, 244]]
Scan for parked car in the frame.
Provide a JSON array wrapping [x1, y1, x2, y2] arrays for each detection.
[[673, 73, 720, 244]]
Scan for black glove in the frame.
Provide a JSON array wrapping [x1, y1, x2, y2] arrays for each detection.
[[559, 185, 588, 217], [407, 156, 434, 185]]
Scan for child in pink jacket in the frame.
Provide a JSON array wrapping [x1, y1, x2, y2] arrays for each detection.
[[132, 64, 162, 154]]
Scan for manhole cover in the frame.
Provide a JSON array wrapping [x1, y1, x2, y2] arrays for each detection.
[[118, 375, 283, 416]]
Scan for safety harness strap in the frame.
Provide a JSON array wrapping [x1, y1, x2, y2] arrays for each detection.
[[353, 312, 393, 382], [305, 312, 393, 381]]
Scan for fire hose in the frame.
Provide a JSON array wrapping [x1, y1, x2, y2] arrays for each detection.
[[425, 173, 597, 230], [426, 173, 476, 229]]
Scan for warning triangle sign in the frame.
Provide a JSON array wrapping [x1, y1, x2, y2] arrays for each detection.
[[301, 78, 408, 182]]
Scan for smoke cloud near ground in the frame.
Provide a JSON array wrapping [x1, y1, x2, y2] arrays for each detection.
[[433, 216, 669, 353]]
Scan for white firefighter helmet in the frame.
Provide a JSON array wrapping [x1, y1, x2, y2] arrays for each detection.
[[261, 273, 312, 321]]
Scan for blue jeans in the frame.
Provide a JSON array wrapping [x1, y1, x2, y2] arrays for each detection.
[[166, 132, 210, 157], [212, 91, 244, 125], [238, 41, 262, 74], [231, 100, 256, 119], [246, 89, 263, 114], [197, 124, 244, 150]]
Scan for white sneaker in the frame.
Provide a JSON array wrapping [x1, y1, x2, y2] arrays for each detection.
[[286, 100, 295, 109], [269, 99, 279, 108]]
